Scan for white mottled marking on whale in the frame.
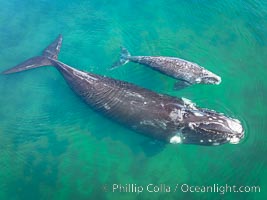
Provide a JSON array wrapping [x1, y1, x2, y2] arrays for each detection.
[[227, 119, 243, 133], [25, 64, 35, 69], [169, 108, 183, 121], [229, 137, 241, 144], [232, 118, 241, 123], [193, 111, 204, 117], [188, 122, 195, 130], [112, 97, 122, 102], [140, 120, 156, 127], [104, 103, 110, 110], [182, 97, 197, 109], [73, 68, 98, 83], [154, 119, 167, 129], [195, 77, 201, 83], [170, 135, 182, 144], [126, 91, 145, 99], [169, 131, 183, 144]]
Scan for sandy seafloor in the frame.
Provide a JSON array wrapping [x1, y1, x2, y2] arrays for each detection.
[[0, 0, 267, 199]]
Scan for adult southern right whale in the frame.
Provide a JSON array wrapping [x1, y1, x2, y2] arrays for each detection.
[[1, 35, 244, 146]]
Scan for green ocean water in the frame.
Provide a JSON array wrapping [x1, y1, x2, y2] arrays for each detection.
[[0, 0, 267, 199]]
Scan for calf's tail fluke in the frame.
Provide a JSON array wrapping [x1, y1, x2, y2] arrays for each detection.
[[1, 34, 63, 75], [109, 46, 131, 70]]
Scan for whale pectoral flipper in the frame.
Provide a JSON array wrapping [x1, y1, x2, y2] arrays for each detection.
[[109, 46, 131, 70], [1, 35, 62, 75], [173, 80, 192, 90], [140, 139, 166, 157]]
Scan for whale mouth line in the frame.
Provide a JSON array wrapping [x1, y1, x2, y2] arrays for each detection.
[[199, 75, 221, 85], [178, 118, 245, 145], [215, 75, 222, 84], [229, 136, 241, 144], [228, 130, 244, 145]]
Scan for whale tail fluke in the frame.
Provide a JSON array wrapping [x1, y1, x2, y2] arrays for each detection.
[[1, 34, 62, 75], [1, 56, 53, 75], [42, 34, 62, 59], [109, 46, 131, 70]]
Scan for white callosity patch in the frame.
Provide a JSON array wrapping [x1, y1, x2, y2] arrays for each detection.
[[169, 108, 184, 122], [188, 122, 199, 130], [189, 121, 202, 130], [202, 121, 224, 126], [188, 122, 194, 130], [182, 97, 197, 110], [227, 119, 243, 133], [195, 77, 201, 83], [229, 137, 241, 144], [199, 69, 222, 85], [192, 110, 204, 117]]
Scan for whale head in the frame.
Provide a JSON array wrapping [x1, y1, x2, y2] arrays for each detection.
[[169, 99, 244, 146], [195, 70, 221, 85]]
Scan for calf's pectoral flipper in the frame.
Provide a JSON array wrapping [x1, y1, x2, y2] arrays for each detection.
[[173, 80, 192, 90]]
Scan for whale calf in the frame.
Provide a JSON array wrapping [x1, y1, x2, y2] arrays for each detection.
[[111, 47, 221, 90], [2, 35, 243, 146]]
